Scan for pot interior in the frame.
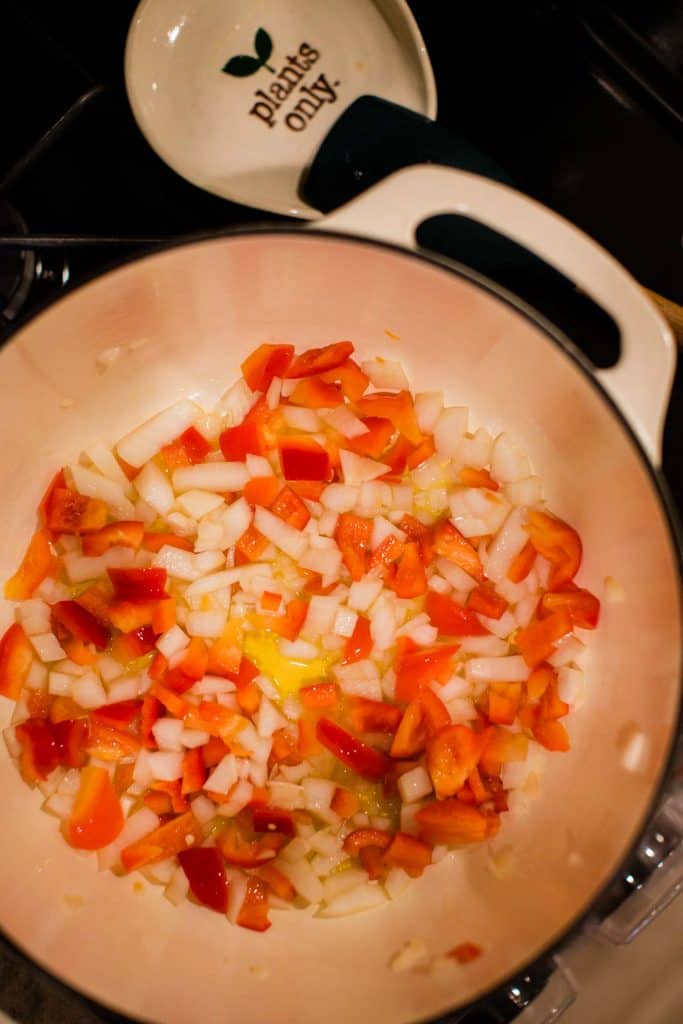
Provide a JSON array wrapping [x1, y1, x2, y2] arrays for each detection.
[[0, 232, 679, 1024]]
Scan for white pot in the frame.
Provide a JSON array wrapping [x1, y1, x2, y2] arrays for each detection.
[[0, 166, 679, 1023]]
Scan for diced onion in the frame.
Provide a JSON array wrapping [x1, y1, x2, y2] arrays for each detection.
[[339, 450, 390, 485], [466, 655, 528, 683], [505, 476, 543, 507], [301, 595, 341, 638], [491, 433, 530, 483], [148, 751, 184, 781], [277, 858, 324, 904], [186, 609, 228, 638], [414, 391, 443, 434], [323, 405, 368, 439], [69, 463, 135, 519], [204, 753, 238, 795], [217, 779, 254, 817], [98, 807, 160, 871], [321, 483, 359, 513], [216, 379, 258, 426], [134, 460, 175, 516], [173, 462, 248, 494], [254, 506, 307, 560], [434, 407, 468, 457], [398, 765, 433, 803], [282, 406, 321, 432], [360, 358, 410, 391], [152, 718, 184, 751], [177, 489, 225, 519], [484, 508, 529, 583], [347, 577, 383, 612]]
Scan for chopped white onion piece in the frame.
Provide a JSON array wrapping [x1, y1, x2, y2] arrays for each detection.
[[491, 433, 530, 483], [172, 462, 248, 494], [458, 635, 509, 657], [434, 406, 468, 457], [190, 794, 216, 825], [134, 460, 175, 516], [204, 754, 238, 795], [265, 376, 282, 410], [216, 378, 258, 426], [71, 673, 107, 708], [505, 476, 543, 507], [557, 666, 584, 707], [398, 766, 433, 803], [434, 556, 478, 593], [414, 391, 444, 434], [466, 655, 529, 682], [548, 634, 586, 668], [177, 489, 224, 519], [267, 781, 305, 810], [98, 807, 160, 872], [254, 506, 307, 560], [339, 450, 390, 485], [361, 358, 410, 391], [347, 576, 383, 612], [333, 606, 358, 638], [148, 750, 184, 781], [226, 869, 249, 923], [69, 463, 135, 519], [152, 718, 184, 751], [29, 632, 66, 663], [301, 595, 341, 638], [156, 624, 190, 659], [48, 671, 72, 697], [116, 400, 199, 467], [323, 405, 369, 439], [282, 406, 321, 432], [384, 867, 412, 901], [317, 881, 387, 917], [277, 858, 324, 904], [17, 599, 52, 636], [186, 609, 228, 638], [322, 868, 368, 904], [217, 779, 254, 817]]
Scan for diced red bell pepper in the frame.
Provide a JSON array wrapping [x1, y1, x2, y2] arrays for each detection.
[[201, 735, 231, 768], [279, 436, 332, 481], [108, 567, 168, 602], [111, 625, 157, 664], [359, 845, 388, 880], [181, 747, 207, 794], [258, 863, 297, 901], [91, 700, 142, 729], [142, 532, 194, 553], [406, 438, 436, 471], [346, 417, 395, 459], [260, 591, 282, 613], [355, 391, 422, 445], [66, 765, 124, 851], [15, 719, 61, 782], [299, 682, 339, 710], [330, 787, 361, 818], [390, 700, 429, 758], [149, 779, 189, 814], [266, 598, 308, 642], [237, 877, 272, 932], [161, 426, 212, 468], [419, 688, 451, 733], [479, 727, 528, 775], [52, 600, 110, 649], [47, 488, 108, 534], [316, 717, 391, 781], [394, 644, 460, 703], [525, 662, 555, 701], [423, 589, 489, 634], [178, 847, 228, 913], [507, 540, 536, 583], [533, 719, 570, 751], [525, 509, 582, 590], [380, 435, 414, 477], [416, 798, 491, 845], [86, 721, 141, 761], [81, 521, 145, 557], [349, 697, 402, 734], [516, 608, 573, 667], [52, 718, 90, 770], [342, 615, 372, 665], [38, 468, 67, 529], [143, 790, 174, 816], [467, 584, 508, 621], [285, 341, 354, 379], [539, 583, 600, 629], [448, 942, 483, 964], [217, 817, 287, 867], [0, 622, 33, 699], [459, 466, 499, 491], [149, 652, 168, 682], [151, 597, 176, 635], [485, 683, 522, 725], [319, 358, 369, 400], [113, 761, 136, 796], [289, 378, 344, 408], [62, 638, 98, 666], [343, 828, 393, 853], [243, 476, 282, 508], [235, 524, 270, 562], [290, 480, 328, 501], [270, 727, 303, 766], [121, 811, 201, 871], [383, 832, 432, 878], [387, 542, 427, 598], [252, 806, 295, 836], [108, 601, 158, 633], [269, 485, 310, 529], [400, 514, 434, 565], [219, 398, 273, 461], [49, 696, 86, 724], [537, 680, 570, 722], [432, 521, 486, 582], [4, 530, 54, 600], [149, 683, 192, 720], [27, 690, 52, 720], [242, 343, 295, 391], [427, 724, 486, 799], [335, 513, 372, 581]]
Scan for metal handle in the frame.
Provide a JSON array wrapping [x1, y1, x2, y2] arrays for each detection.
[[315, 165, 675, 465]]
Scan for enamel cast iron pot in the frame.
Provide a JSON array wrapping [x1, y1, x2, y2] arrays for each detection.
[[0, 166, 680, 1024]]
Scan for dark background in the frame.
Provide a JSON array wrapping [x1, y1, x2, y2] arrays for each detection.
[[0, 2, 682, 1022]]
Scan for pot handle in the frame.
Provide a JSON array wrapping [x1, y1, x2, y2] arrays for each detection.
[[314, 165, 675, 466]]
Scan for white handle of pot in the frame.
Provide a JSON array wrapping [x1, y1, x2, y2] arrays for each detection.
[[314, 165, 675, 466]]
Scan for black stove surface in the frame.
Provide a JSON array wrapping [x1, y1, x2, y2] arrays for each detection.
[[1, 3, 683, 1022]]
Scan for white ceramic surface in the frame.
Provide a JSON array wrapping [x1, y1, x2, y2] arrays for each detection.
[[125, 0, 436, 217], [0, 169, 679, 1024]]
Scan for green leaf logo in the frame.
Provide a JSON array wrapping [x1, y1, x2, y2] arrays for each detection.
[[222, 28, 274, 77]]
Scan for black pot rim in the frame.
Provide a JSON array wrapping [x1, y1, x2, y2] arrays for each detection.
[[1, 222, 681, 1024]]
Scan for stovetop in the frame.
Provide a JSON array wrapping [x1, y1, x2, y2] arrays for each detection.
[[1, 3, 683, 1023]]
